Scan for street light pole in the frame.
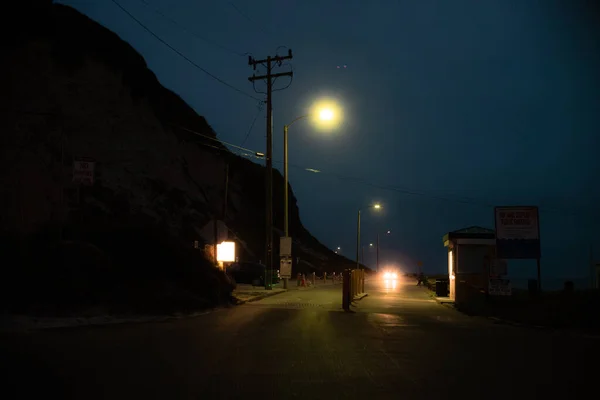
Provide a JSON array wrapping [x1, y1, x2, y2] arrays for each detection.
[[283, 124, 289, 237], [282, 116, 308, 290], [356, 209, 361, 270]]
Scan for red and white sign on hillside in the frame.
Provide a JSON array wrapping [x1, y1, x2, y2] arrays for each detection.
[[72, 159, 95, 186]]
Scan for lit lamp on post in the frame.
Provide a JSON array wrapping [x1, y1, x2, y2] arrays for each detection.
[[356, 203, 382, 270], [376, 230, 391, 273], [281, 98, 342, 289]]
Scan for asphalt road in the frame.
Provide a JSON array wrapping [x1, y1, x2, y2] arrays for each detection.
[[1, 277, 598, 399]]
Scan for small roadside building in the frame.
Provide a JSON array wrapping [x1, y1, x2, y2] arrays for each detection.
[[443, 226, 497, 308]]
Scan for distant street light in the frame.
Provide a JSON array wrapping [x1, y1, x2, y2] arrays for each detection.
[[376, 229, 392, 273], [356, 203, 382, 270]]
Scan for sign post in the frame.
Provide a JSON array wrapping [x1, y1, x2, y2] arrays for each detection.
[[494, 206, 541, 291], [280, 237, 292, 289]]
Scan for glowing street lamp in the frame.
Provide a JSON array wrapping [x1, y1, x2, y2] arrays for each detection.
[[376, 229, 392, 272], [282, 99, 342, 288], [283, 99, 343, 236]]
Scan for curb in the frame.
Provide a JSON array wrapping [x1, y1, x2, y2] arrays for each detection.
[[487, 316, 549, 330], [0, 309, 217, 333], [234, 289, 287, 305]]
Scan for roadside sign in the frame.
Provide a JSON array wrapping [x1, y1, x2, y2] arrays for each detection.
[[494, 206, 541, 259], [489, 279, 511, 296], [280, 257, 292, 279], [280, 236, 292, 257], [72, 159, 95, 186]]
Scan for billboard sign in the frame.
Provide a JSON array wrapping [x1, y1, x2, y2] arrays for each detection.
[[494, 206, 541, 259]]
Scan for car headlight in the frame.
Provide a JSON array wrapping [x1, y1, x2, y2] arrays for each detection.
[[383, 272, 390, 279], [391, 273, 397, 279]]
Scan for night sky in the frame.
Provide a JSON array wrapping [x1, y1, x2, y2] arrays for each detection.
[[61, 1, 599, 287]]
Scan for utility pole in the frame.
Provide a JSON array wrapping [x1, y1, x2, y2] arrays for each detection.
[[248, 50, 293, 290]]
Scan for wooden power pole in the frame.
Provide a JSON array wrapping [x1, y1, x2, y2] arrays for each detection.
[[248, 49, 293, 290]]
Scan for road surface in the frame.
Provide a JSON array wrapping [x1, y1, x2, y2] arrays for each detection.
[[1, 277, 598, 399]]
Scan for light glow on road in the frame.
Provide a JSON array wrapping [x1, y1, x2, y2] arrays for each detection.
[[384, 278, 397, 290]]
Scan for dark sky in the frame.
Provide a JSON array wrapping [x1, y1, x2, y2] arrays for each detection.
[[62, 0, 599, 287]]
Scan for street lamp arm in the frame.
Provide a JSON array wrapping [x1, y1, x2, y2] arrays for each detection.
[[285, 114, 310, 128]]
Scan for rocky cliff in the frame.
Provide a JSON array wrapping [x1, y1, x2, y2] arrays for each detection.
[[0, 1, 355, 314]]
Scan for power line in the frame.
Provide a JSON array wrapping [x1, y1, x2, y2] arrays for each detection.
[[171, 123, 598, 218], [273, 61, 294, 93], [168, 123, 262, 155], [109, 0, 261, 102], [228, 1, 273, 39], [240, 102, 265, 147], [137, 0, 250, 58], [1, 105, 593, 218]]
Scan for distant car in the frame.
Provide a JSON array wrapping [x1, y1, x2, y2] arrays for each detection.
[[381, 270, 399, 280], [227, 262, 280, 286]]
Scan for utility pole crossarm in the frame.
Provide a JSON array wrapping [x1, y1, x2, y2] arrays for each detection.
[[248, 71, 293, 82], [248, 50, 293, 66]]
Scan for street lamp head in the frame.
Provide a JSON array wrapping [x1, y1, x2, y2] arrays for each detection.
[[373, 203, 382, 210], [386, 230, 391, 234], [319, 108, 334, 121], [310, 97, 343, 131], [337, 246, 341, 250], [369, 243, 374, 247]]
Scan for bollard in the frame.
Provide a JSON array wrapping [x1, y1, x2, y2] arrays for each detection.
[[342, 269, 351, 311], [324, 272, 327, 283], [312, 272, 316, 286], [297, 273, 301, 287]]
